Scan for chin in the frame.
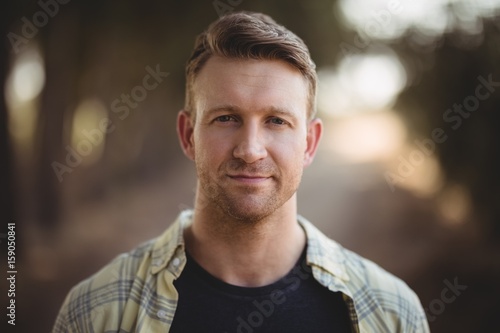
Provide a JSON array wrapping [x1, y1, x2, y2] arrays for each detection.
[[200, 181, 292, 223], [227, 210, 270, 224], [221, 200, 277, 224]]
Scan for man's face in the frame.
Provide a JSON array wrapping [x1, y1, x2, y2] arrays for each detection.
[[178, 56, 321, 222]]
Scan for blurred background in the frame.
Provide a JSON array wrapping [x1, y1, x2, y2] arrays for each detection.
[[1, 0, 500, 332]]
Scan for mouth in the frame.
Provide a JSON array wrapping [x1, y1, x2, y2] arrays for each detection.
[[227, 174, 271, 184]]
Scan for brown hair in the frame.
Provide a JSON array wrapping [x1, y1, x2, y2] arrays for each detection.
[[184, 11, 317, 120]]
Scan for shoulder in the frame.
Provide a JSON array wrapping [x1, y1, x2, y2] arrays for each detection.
[[299, 216, 429, 332], [52, 212, 190, 332], [52, 239, 157, 332], [78, 237, 157, 292], [339, 243, 422, 308], [339, 245, 429, 332]]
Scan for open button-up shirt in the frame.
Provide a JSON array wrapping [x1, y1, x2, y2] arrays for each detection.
[[53, 210, 430, 332]]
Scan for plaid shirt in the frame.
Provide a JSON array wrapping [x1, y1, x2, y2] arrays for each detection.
[[53, 210, 430, 332]]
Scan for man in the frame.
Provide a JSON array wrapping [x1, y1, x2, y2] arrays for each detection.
[[53, 12, 430, 333]]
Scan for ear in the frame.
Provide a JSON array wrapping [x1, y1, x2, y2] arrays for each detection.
[[303, 118, 323, 167], [177, 110, 195, 161]]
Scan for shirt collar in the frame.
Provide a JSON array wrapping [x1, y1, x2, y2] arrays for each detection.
[[298, 215, 350, 282], [150, 210, 193, 276], [150, 210, 349, 282]]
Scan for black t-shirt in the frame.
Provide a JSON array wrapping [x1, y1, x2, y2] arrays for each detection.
[[169, 247, 352, 333]]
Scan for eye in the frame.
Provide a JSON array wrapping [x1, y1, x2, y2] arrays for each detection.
[[269, 117, 287, 125], [215, 115, 236, 122]]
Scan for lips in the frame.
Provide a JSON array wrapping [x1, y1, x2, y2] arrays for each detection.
[[224, 161, 275, 184], [227, 174, 271, 184], [228, 173, 269, 178]]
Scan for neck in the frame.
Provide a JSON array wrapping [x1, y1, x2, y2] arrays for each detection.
[[184, 192, 306, 287]]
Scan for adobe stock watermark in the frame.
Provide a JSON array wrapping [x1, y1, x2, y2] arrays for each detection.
[[5, 220, 17, 325], [51, 64, 169, 182], [424, 277, 467, 322], [339, 0, 403, 61], [213, 0, 244, 18], [385, 74, 500, 192], [231, 258, 312, 333], [7, 0, 72, 54]]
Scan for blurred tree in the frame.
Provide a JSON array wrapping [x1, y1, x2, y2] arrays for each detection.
[[1, 3, 17, 230], [395, 17, 500, 241]]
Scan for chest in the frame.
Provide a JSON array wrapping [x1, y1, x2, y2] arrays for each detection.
[[169, 258, 353, 333]]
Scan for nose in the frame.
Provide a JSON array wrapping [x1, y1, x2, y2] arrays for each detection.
[[233, 122, 267, 163]]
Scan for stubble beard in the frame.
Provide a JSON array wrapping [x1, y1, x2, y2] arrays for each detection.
[[196, 159, 300, 225]]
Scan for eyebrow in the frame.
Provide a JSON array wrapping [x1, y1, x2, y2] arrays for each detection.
[[204, 104, 299, 120], [204, 104, 239, 115]]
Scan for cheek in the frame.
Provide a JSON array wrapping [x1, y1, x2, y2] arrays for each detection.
[[268, 135, 307, 169], [194, 130, 231, 164]]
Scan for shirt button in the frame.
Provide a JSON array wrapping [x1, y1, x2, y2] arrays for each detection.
[[172, 257, 181, 267], [157, 310, 167, 319]]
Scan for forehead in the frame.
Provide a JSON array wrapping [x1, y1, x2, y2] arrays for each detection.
[[192, 56, 308, 117]]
